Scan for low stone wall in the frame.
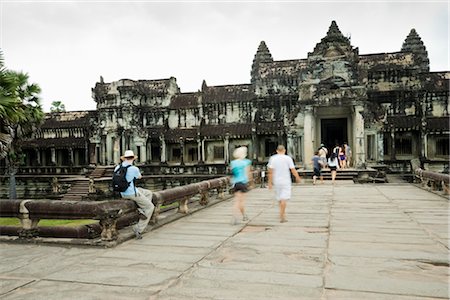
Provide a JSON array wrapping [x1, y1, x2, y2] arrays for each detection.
[[0, 176, 67, 199], [414, 168, 450, 195], [0, 176, 242, 247]]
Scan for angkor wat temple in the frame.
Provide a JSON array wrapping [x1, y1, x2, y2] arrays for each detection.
[[4, 21, 449, 175]]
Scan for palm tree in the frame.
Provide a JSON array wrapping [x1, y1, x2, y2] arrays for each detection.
[[50, 100, 66, 112], [0, 51, 20, 159], [0, 50, 44, 199]]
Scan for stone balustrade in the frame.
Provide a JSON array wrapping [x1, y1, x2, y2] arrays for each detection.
[[414, 168, 450, 195], [0, 199, 138, 241], [0, 176, 238, 243]]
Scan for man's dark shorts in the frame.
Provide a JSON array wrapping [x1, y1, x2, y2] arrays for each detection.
[[233, 182, 248, 193], [313, 168, 321, 177]]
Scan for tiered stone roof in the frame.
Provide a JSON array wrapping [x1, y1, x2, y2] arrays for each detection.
[[401, 29, 430, 72], [309, 20, 354, 58], [251, 41, 274, 84]]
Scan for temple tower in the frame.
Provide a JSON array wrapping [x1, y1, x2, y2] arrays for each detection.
[[401, 29, 430, 73]]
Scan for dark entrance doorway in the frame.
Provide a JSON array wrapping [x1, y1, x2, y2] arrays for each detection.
[[321, 118, 348, 150]]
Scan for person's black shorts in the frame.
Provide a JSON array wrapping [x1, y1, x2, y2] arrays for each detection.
[[329, 166, 337, 171], [313, 168, 321, 177], [233, 182, 248, 193]]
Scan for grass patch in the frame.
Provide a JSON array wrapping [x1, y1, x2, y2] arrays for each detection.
[[0, 218, 98, 227]]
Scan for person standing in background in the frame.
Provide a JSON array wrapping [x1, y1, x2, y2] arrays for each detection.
[[311, 150, 324, 185], [327, 152, 339, 184], [344, 142, 352, 168], [318, 143, 328, 167], [268, 145, 301, 223], [339, 145, 347, 169]]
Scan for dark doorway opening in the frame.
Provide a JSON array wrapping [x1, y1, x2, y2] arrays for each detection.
[[321, 118, 348, 150]]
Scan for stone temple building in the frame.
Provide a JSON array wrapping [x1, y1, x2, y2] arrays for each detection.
[[6, 21, 450, 174]]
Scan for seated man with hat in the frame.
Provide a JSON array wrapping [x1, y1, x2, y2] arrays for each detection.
[[115, 150, 154, 239]]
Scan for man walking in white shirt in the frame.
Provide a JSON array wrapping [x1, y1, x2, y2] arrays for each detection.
[[267, 145, 301, 223]]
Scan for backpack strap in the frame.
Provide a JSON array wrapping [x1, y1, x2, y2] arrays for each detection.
[[122, 164, 137, 197]]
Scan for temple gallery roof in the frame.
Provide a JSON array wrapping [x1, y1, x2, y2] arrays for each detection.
[[41, 111, 92, 129], [201, 83, 254, 103], [201, 123, 253, 138], [24, 137, 87, 148], [258, 59, 307, 80], [384, 116, 449, 132], [169, 93, 198, 109]]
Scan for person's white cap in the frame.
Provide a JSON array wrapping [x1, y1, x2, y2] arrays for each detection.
[[121, 150, 138, 160]]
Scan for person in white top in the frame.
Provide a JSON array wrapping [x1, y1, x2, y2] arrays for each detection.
[[327, 152, 340, 184], [267, 145, 301, 223]]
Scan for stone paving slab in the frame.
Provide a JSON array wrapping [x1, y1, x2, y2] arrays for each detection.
[[159, 277, 323, 300], [325, 263, 448, 298], [1, 183, 448, 299], [324, 289, 445, 300], [1, 280, 154, 300], [45, 264, 179, 288], [0, 278, 34, 296]]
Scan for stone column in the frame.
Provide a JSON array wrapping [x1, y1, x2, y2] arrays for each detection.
[[423, 134, 428, 158], [113, 137, 120, 163], [146, 140, 152, 162], [101, 136, 107, 165], [420, 93, 428, 160], [298, 134, 304, 164], [139, 143, 147, 163], [377, 131, 384, 162], [287, 132, 295, 160], [390, 128, 396, 160], [35, 149, 41, 166], [420, 120, 427, 160], [201, 138, 206, 163], [353, 105, 366, 168], [106, 134, 113, 165], [68, 148, 74, 166], [50, 148, 56, 165], [197, 138, 202, 162], [277, 131, 283, 145], [303, 106, 314, 168], [179, 138, 185, 165], [160, 135, 166, 163], [224, 134, 230, 164], [251, 127, 258, 161], [86, 142, 91, 165]]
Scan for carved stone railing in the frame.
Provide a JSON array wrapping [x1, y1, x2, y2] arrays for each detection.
[[0, 176, 234, 243], [151, 177, 230, 222], [414, 168, 450, 195], [0, 199, 139, 241]]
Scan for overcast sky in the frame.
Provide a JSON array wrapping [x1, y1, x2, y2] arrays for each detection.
[[1, 1, 448, 112]]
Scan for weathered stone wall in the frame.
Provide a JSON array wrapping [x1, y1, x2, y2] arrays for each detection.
[[0, 176, 68, 199], [6, 21, 447, 176]]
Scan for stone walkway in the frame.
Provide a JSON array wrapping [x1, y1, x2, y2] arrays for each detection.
[[1, 181, 449, 299]]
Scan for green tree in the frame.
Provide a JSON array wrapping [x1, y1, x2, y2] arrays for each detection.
[[0, 50, 44, 199], [50, 100, 66, 112]]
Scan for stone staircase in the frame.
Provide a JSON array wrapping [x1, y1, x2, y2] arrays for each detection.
[[61, 166, 112, 201], [89, 166, 109, 178], [298, 168, 379, 182], [61, 179, 90, 201]]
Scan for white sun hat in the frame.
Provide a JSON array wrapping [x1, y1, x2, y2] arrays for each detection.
[[120, 150, 138, 160]]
